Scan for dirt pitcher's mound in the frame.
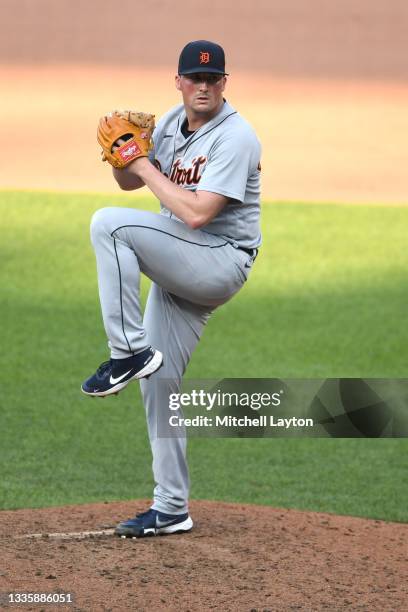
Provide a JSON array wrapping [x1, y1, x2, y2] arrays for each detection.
[[0, 500, 406, 611]]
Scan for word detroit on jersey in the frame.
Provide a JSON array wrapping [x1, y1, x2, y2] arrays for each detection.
[[82, 40, 262, 539]]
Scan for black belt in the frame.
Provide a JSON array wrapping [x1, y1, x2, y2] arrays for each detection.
[[240, 247, 259, 259]]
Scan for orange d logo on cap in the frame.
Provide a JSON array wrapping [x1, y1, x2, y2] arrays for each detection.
[[200, 51, 210, 64]]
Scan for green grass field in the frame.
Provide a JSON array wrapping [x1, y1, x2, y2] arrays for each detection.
[[1, 190, 407, 521]]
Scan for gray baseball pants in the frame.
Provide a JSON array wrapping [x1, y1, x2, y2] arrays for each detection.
[[90, 206, 253, 514]]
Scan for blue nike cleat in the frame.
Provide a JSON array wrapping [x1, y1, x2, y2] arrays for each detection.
[[81, 347, 163, 397], [114, 509, 193, 538]]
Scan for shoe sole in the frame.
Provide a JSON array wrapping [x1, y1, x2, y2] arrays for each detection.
[[116, 516, 193, 539], [81, 350, 163, 398]]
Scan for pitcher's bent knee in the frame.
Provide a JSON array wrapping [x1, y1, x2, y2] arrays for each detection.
[[90, 207, 119, 244]]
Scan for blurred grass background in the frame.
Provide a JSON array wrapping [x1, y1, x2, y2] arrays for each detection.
[[1, 190, 407, 521]]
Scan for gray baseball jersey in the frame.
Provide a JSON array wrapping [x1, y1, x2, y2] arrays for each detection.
[[151, 100, 262, 249], [90, 99, 262, 515]]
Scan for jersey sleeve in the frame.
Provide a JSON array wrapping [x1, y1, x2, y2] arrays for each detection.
[[148, 123, 160, 163], [197, 130, 260, 203], [148, 147, 156, 164]]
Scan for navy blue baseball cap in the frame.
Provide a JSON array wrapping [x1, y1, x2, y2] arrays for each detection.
[[178, 40, 228, 75]]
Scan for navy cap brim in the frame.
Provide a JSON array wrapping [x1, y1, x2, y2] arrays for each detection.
[[179, 68, 229, 75]]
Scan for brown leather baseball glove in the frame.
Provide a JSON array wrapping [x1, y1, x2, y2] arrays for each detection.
[[97, 110, 155, 169]]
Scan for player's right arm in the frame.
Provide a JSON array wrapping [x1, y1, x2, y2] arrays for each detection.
[[117, 157, 228, 229]]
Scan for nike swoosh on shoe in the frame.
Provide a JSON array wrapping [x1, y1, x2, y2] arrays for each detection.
[[109, 369, 132, 385], [155, 517, 180, 529]]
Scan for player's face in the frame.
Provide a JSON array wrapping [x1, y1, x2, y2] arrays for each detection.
[[176, 73, 226, 117]]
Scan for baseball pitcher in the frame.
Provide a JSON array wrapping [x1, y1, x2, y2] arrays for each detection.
[[82, 40, 262, 537]]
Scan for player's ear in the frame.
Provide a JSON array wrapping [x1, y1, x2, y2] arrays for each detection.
[[175, 75, 182, 91], [221, 76, 227, 92]]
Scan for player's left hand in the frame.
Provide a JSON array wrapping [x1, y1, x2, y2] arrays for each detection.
[[97, 110, 155, 169]]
